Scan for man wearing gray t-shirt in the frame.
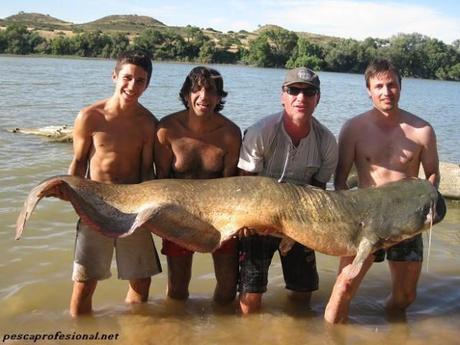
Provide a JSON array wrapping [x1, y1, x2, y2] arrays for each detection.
[[238, 67, 338, 314]]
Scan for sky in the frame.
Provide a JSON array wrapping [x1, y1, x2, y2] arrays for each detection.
[[1, 0, 459, 44]]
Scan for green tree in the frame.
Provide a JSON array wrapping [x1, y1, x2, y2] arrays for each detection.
[[422, 38, 458, 79], [49, 35, 75, 55], [184, 25, 207, 46], [100, 33, 130, 58], [133, 29, 165, 53], [161, 30, 188, 60], [0, 30, 8, 53], [383, 33, 428, 78], [286, 37, 324, 69], [242, 35, 273, 67], [199, 40, 216, 63], [262, 28, 298, 67], [70, 31, 111, 57], [323, 38, 363, 72], [3, 24, 44, 54], [244, 28, 298, 67], [446, 63, 460, 80]]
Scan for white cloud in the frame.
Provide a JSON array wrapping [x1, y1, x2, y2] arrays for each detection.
[[260, 0, 460, 43]]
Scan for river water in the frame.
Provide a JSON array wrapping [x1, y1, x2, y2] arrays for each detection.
[[0, 56, 459, 344]]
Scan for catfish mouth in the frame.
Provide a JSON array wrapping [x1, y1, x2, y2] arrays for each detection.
[[422, 190, 446, 227]]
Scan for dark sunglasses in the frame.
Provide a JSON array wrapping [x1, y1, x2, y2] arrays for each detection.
[[284, 86, 318, 97]]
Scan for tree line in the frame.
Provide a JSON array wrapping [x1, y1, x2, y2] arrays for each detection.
[[1, 23, 459, 80]]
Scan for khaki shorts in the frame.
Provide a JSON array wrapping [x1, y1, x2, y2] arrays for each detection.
[[72, 220, 162, 281]]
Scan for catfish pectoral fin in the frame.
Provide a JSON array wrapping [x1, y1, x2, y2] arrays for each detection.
[[137, 204, 221, 253], [346, 238, 375, 280]]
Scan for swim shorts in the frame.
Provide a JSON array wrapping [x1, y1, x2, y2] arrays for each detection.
[[374, 234, 423, 262], [72, 220, 162, 281], [238, 235, 319, 293], [161, 237, 238, 257]]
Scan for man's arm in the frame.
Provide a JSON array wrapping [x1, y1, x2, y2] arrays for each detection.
[[334, 120, 356, 191], [420, 125, 440, 188], [154, 125, 173, 179], [140, 117, 157, 181], [68, 110, 92, 177], [222, 127, 242, 177], [313, 130, 338, 191]]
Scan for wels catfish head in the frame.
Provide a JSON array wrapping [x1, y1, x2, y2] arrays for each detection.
[[370, 179, 446, 247]]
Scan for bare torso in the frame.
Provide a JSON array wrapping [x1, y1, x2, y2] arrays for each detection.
[[155, 110, 241, 179], [342, 109, 438, 188], [70, 99, 157, 184]]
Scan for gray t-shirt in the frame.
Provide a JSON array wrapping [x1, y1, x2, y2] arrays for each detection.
[[238, 112, 338, 185]]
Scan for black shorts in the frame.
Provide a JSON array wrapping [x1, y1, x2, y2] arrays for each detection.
[[238, 235, 319, 293], [374, 234, 423, 262]]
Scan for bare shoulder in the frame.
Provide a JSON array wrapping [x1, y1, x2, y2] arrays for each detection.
[[217, 113, 241, 138], [75, 99, 107, 127], [155, 111, 184, 145], [138, 103, 158, 124], [340, 111, 369, 134], [136, 103, 158, 130], [157, 110, 184, 129], [401, 109, 432, 129], [400, 110, 436, 145]]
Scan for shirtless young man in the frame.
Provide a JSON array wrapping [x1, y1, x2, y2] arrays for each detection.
[[67, 51, 161, 317], [154, 66, 241, 303], [324, 58, 440, 323]]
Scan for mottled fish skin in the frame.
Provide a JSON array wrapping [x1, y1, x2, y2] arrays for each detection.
[[16, 175, 445, 270]]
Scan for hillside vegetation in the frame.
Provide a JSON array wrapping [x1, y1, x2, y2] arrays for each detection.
[[1, 12, 459, 80]]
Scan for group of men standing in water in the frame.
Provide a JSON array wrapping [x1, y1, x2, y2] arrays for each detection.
[[64, 50, 439, 324]]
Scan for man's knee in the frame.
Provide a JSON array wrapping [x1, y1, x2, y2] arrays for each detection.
[[70, 280, 97, 317], [332, 273, 357, 301], [126, 277, 151, 303], [130, 277, 151, 293], [214, 287, 236, 304], [166, 258, 192, 300], [213, 253, 238, 304], [393, 290, 417, 309], [73, 280, 97, 298]]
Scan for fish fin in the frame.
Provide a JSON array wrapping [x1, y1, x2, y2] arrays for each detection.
[[345, 237, 375, 280], [135, 204, 222, 253], [16, 176, 70, 239], [16, 176, 138, 239]]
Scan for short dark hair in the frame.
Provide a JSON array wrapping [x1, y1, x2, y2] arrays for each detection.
[[365, 58, 402, 89], [114, 50, 153, 87], [179, 66, 228, 112]]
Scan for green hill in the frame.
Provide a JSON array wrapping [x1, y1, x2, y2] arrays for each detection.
[[0, 11, 340, 44], [76, 14, 166, 33], [4, 12, 72, 30]]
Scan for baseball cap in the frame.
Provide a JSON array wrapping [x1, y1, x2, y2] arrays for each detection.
[[283, 67, 320, 90]]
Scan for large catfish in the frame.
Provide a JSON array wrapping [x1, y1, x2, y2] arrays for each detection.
[[16, 175, 445, 277]]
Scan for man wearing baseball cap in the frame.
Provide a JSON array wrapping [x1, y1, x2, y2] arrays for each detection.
[[237, 67, 338, 314]]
